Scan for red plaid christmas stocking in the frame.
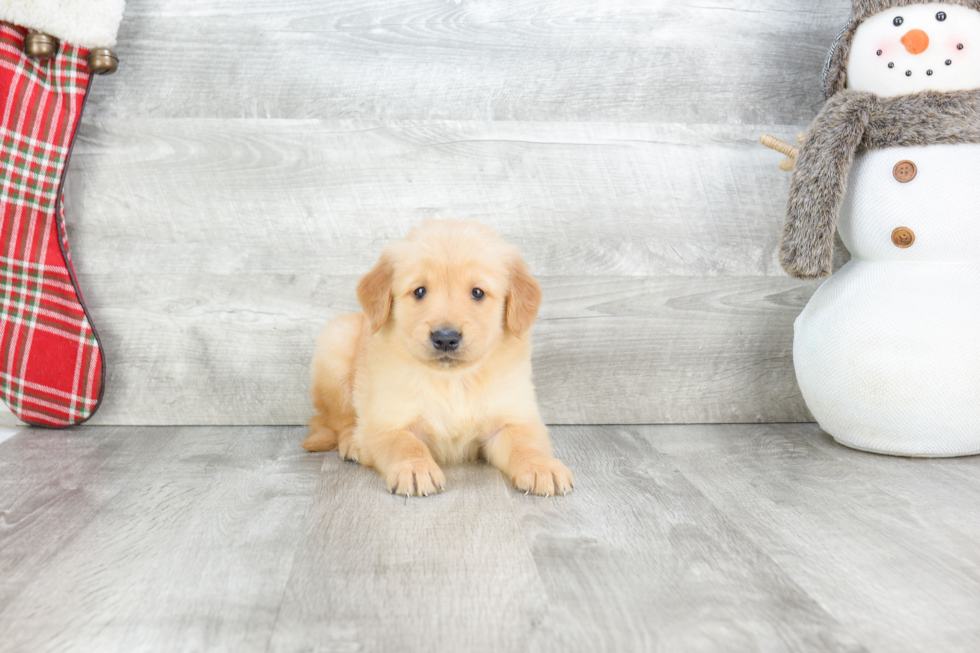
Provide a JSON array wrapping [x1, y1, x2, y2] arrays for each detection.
[[0, 24, 106, 427]]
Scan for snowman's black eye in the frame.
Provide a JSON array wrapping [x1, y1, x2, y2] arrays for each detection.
[[947, 59, 953, 65], [937, 11, 947, 21], [888, 62, 895, 68], [877, 49, 883, 56], [958, 43, 965, 50], [894, 16, 904, 26]]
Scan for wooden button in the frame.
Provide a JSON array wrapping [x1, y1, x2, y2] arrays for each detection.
[[892, 227, 915, 248], [893, 160, 917, 183]]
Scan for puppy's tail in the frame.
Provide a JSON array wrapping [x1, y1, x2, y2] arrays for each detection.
[[302, 415, 339, 452]]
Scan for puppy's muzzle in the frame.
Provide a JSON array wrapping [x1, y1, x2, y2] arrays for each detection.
[[430, 329, 461, 352]]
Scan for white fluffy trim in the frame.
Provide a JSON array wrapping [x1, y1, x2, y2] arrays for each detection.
[[0, 0, 126, 48]]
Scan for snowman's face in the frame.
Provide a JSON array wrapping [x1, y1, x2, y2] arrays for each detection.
[[847, 3, 980, 96]]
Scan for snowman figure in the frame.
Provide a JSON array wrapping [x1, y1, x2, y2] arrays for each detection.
[[768, 0, 980, 456]]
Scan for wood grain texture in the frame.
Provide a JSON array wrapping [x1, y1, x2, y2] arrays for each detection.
[[76, 274, 820, 425], [652, 424, 980, 653], [4, 425, 980, 652], [513, 426, 871, 653], [67, 120, 804, 278], [64, 118, 834, 425], [87, 0, 849, 124], [0, 426, 140, 611], [268, 450, 549, 653], [55, 0, 859, 425], [0, 427, 322, 653]]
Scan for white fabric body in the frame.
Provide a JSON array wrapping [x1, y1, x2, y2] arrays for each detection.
[[0, 0, 126, 48], [847, 3, 980, 97], [795, 143, 980, 456]]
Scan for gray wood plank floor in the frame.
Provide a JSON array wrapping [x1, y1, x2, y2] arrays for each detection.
[[2, 425, 978, 652]]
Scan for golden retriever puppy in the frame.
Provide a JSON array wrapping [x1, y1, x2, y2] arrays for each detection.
[[303, 219, 573, 498]]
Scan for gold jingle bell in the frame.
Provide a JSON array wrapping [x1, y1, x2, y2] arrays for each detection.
[[87, 48, 119, 75], [24, 32, 59, 60]]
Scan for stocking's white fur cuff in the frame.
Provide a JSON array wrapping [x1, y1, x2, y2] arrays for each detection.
[[0, 0, 126, 48]]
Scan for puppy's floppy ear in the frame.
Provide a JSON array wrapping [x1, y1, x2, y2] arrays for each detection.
[[505, 258, 542, 339], [357, 253, 394, 334]]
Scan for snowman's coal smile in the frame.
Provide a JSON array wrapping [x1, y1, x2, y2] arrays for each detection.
[[881, 46, 965, 79], [883, 52, 961, 78]]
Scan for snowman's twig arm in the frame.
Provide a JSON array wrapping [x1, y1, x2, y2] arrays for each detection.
[[760, 134, 799, 160], [760, 134, 799, 171], [760, 133, 807, 171], [781, 91, 874, 279]]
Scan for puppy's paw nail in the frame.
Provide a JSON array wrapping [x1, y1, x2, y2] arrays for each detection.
[[512, 458, 574, 497], [386, 459, 445, 498]]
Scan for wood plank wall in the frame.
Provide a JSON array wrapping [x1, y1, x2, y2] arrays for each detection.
[[65, 0, 854, 426]]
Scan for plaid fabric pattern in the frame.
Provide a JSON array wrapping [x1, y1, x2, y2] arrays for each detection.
[[0, 23, 104, 427]]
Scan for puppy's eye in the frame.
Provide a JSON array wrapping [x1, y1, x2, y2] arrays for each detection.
[[471, 288, 485, 300], [937, 11, 947, 21], [414, 287, 426, 299], [893, 16, 904, 26]]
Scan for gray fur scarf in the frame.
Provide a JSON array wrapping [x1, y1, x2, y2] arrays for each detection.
[[781, 88, 980, 279]]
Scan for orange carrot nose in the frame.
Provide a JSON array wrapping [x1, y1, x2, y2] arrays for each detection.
[[902, 29, 930, 54]]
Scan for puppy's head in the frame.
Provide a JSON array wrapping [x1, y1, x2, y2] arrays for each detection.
[[357, 220, 541, 369]]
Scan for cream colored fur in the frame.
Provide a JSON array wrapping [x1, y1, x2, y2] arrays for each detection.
[[304, 220, 573, 498]]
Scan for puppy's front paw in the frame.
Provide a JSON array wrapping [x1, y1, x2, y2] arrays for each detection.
[[338, 434, 360, 463], [511, 458, 574, 497], [386, 459, 446, 497]]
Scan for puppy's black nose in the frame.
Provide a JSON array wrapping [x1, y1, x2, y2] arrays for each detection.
[[430, 329, 461, 352]]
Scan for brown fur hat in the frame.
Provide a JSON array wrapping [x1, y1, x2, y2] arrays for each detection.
[[823, 0, 980, 97]]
